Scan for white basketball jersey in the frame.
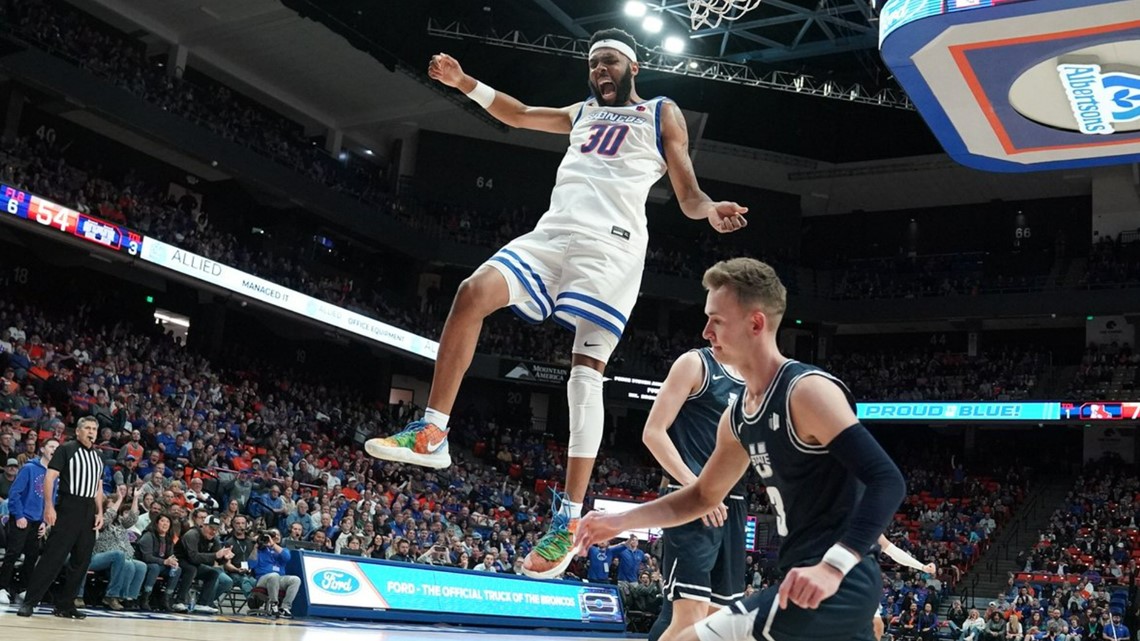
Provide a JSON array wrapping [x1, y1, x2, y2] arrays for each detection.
[[536, 97, 670, 252]]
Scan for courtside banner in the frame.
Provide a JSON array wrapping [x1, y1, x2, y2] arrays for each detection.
[[857, 402, 1060, 421], [139, 238, 439, 361], [292, 552, 625, 631]]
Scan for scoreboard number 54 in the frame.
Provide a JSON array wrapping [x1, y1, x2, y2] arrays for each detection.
[[34, 206, 73, 232]]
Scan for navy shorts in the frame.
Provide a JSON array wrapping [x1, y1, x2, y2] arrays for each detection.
[[661, 495, 747, 607]]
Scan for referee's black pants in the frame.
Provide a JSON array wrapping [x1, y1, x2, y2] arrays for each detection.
[[0, 516, 44, 593], [23, 494, 96, 608]]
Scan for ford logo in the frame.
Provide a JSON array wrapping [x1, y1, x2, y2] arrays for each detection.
[[313, 569, 360, 595]]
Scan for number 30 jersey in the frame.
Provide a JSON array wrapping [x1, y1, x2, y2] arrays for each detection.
[[729, 360, 864, 574], [537, 97, 671, 253]]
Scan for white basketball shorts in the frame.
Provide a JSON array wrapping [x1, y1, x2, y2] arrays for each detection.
[[484, 226, 644, 341]]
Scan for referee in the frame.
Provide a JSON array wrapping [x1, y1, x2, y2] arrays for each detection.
[[17, 416, 105, 619]]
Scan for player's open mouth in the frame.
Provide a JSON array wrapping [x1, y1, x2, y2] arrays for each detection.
[[599, 80, 616, 101]]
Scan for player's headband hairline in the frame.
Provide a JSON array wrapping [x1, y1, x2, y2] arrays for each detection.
[[589, 39, 637, 64]]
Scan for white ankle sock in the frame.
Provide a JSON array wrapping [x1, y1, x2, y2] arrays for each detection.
[[563, 499, 583, 519], [424, 408, 450, 431]]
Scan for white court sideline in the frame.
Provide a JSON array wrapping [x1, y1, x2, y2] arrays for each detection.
[[1, 604, 643, 641]]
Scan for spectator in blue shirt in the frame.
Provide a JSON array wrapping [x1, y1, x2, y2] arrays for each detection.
[[1104, 612, 1129, 641], [250, 529, 300, 618], [917, 602, 939, 641], [0, 438, 59, 604], [585, 540, 617, 582], [613, 535, 647, 599], [285, 500, 314, 539]]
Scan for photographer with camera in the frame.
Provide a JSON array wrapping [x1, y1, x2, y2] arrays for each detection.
[[417, 537, 454, 566], [249, 529, 299, 618]]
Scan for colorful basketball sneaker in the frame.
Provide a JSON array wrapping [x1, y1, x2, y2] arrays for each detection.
[[522, 492, 579, 579], [365, 420, 451, 469]]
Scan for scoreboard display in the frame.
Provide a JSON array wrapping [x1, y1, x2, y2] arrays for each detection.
[[1061, 402, 1140, 421], [3, 183, 143, 255]]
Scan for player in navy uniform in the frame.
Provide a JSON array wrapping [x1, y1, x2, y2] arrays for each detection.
[[576, 258, 906, 641], [640, 347, 746, 641]]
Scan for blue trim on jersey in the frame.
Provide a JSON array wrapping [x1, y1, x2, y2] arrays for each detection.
[[498, 249, 555, 312], [655, 98, 666, 159], [508, 305, 544, 324], [490, 256, 550, 318], [554, 305, 623, 339], [555, 292, 629, 326]]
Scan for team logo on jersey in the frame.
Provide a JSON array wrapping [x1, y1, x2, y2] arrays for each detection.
[[769, 412, 781, 431], [586, 111, 647, 125], [748, 442, 774, 478], [727, 392, 739, 409]]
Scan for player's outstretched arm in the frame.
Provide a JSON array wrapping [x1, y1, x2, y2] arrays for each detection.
[[576, 410, 749, 549], [879, 534, 936, 574], [428, 53, 578, 134], [660, 102, 747, 233]]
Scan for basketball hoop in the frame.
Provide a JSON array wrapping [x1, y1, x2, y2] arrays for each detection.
[[687, 0, 765, 31]]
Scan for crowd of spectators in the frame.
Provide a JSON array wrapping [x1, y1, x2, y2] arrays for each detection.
[[0, 286, 1048, 628], [1067, 344, 1139, 402], [0, 291, 731, 620], [824, 348, 1046, 402], [969, 457, 1140, 641], [0, 295, 533, 611], [1, 0, 383, 202]]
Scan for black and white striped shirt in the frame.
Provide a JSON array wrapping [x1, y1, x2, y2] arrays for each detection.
[[49, 440, 103, 499]]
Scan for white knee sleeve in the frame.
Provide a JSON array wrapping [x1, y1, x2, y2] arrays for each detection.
[[567, 365, 604, 458]]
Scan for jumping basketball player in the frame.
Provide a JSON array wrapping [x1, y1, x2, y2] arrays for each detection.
[[575, 258, 907, 641], [365, 28, 747, 579], [640, 347, 746, 641]]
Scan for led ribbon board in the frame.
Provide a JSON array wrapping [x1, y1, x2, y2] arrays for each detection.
[[291, 552, 625, 631]]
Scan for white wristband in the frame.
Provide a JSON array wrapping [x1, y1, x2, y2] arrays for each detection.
[[822, 544, 860, 576], [465, 81, 496, 109]]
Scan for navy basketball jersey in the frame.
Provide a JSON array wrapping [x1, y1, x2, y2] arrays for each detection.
[[729, 360, 863, 573], [668, 347, 745, 494]]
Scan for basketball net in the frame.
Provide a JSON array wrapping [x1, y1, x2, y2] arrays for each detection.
[[687, 0, 765, 31]]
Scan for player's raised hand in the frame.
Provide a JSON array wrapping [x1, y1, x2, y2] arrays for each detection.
[[574, 511, 623, 553], [701, 502, 728, 528], [428, 53, 466, 89], [777, 562, 844, 610], [705, 201, 748, 234], [922, 562, 936, 574]]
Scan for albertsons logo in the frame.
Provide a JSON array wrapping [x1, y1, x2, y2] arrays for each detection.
[[1057, 64, 1140, 135], [313, 569, 360, 595]]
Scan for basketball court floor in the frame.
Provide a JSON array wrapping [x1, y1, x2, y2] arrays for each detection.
[[1, 604, 640, 641]]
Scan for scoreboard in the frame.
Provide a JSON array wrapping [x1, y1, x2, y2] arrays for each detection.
[[1061, 402, 1140, 421], [3, 183, 143, 255]]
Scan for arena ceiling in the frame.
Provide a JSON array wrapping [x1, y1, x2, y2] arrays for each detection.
[[60, 0, 945, 164], [300, 0, 943, 162]]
